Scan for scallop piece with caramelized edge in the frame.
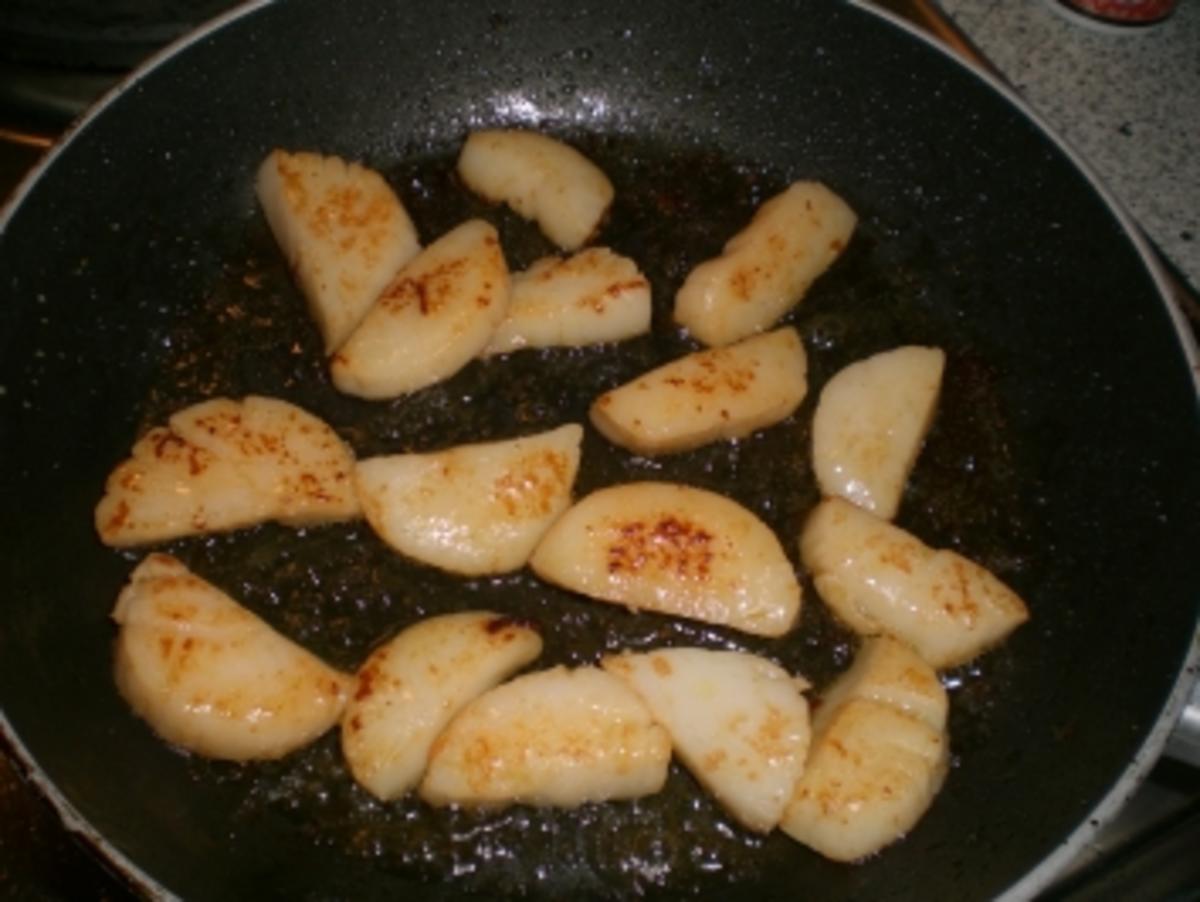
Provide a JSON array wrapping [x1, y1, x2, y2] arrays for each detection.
[[420, 665, 670, 808], [341, 611, 542, 800], [255, 149, 420, 353], [530, 481, 801, 637], [331, 219, 510, 399], [801, 498, 1029, 668], [95, 396, 360, 547], [674, 181, 857, 347], [112, 553, 353, 760], [781, 634, 947, 860], [355, 424, 583, 576], [815, 636, 948, 734], [457, 129, 614, 251], [812, 346, 945, 519], [780, 698, 948, 861], [482, 248, 650, 356], [590, 327, 807, 455], [602, 648, 810, 832]]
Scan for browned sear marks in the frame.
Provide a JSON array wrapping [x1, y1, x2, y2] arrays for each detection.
[[606, 515, 716, 581]]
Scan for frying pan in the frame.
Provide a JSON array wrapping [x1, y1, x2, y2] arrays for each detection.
[[1, 0, 1198, 898]]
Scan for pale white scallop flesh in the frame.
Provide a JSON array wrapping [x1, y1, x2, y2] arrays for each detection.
[[330, 219, 510, 400], [341, 611, 543, 800], [95, 396, 360, 546], [589, 326, 807, 455], [800, 498, 1029, 668], [814, 636, 947, 735], [355, 423, 583, 576], [482, 248, 650, 356], [530, 481, 801, 637], [255, 149, 420, 353], [781, 634, 948, 860], [112, 553, 353, 760], [457, 129, 614, 251], [812, 346, 945, 519], [602, 647, 811, 832], [780, 698, 948, 862], [674, 181, 857, 347], [419, 665, 671, 808]]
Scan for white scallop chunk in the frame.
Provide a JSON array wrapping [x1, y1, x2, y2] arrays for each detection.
[[530, 482, 801, 637], [355, 424, 583, 576], [780, 698, 948, 862], [341, 611, 543, 800], [812, 346, 945, 520], [482, 248, 650, 356], [170, 396, 362, 526], [255, 149, 420, 353], [602, 648, 811, 832], [781, 635, 948, 860], [589, 327, 807, 455], [457, 129, 614, 250], [419, 665, 671, 808], [674, 181, 857, 347], [112, 553, 353, 760], [815, 636, 947, 735], [95, 396, 360, 546], [330, 219, 510, 399], [800, 498, 1030, 668]]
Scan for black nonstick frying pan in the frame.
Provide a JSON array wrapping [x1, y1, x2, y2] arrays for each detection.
[[1, 1, 1198, 898]]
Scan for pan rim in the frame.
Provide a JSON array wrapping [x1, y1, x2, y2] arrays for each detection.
[[1, 0, 1197, 899]]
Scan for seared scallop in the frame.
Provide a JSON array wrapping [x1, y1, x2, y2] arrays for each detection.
[[482, 248, 650, 355], [95, 396, 359, 546], [589, 327, 807, 455], [602, 648, 810, 832], [256, 149, 420, 353], [800, 498, 1029, 668], [341, 611, 543, 800], [781, 636, 947, 860], [419, 665, 671, 808], [457, 129, 614, 250], [815, 636, 948, 734], [112, 553, 352, 760], [330, 219, 510, 399], [812, 346, 945, 519], [674, 181, 857, 347], [780, 698, 948, 862], [355, 424, 583, 576], [530, 482, 801, 637]]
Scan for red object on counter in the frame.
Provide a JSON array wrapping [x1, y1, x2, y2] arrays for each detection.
[[1052, 0, 1178, 26]]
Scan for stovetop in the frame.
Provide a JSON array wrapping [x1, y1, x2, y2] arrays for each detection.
[[1, 1, 1197, 899]]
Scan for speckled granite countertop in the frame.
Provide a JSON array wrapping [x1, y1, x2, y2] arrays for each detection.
[[936, 0, 1199, 294]]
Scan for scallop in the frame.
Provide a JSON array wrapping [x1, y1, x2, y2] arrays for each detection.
[[530, 482, 801, 637], [602, 648, 810, 832], [95, 396, 359, 546], [457, 129, 614, 250], [780, 698, 948, 862], [419, 665, 671, 808], [112, 553, 352, 760], [674, 181, 857, 347], [330, 219, 510, 399], [482, 248, 650, 355], [814, 636, 948, 734], [779, 635, 948, 859], [355, 424, 583, 576], [800, 497, 1030, 668], [255, 149, 420, 353], [589, 327, 807, 455], [341, 612, 543, 800], [812, 346, 945, 519]]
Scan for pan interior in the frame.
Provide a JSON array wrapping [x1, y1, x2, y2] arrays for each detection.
[[0, 1, 1197, 899]]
